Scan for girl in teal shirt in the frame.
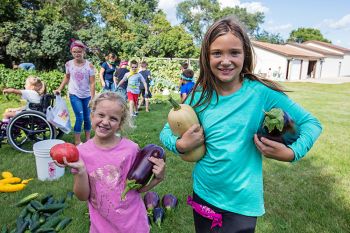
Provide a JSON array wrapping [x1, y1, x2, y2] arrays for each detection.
[[160, 16, 322, 233]]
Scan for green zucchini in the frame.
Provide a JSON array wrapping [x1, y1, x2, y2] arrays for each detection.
[[38, 203, 66, 213], [65, 192, 74, 201], [30, 200, 43, 210], [40, 194, 53, 205], [15, 193, 39, 207], [55, 217, 72, 232], [37, 216, 62, 230], [35, 228, 56, 233], [16, 220, 29, 233], [1, 225, 7, 233]]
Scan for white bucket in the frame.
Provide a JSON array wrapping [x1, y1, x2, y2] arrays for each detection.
[[33, 139, 65, 181]]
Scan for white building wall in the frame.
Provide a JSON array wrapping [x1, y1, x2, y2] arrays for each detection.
[[288, 59, 302, 81], [320, 57, 343, 78], [340, 55, 350, 76], [253, 47, 287, 80], [301, 60, 309, 79], [304, 42, 350, 77]]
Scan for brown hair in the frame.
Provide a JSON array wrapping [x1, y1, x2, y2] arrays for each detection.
[[141, 61, 148, 68], [107, 53, 116, 60], [189, 16, 286, 110], [90, 92, 134, 134], [181, 62, 189, 70], [182, 69, 194, 79], [26, 76, 46, 96]]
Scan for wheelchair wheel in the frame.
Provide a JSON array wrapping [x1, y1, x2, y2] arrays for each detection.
[[7, 110, 56, 153]]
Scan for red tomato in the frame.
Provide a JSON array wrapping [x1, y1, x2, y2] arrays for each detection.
[[50, 143, 79, 164]]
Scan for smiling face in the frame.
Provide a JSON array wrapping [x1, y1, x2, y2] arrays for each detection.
[[71, 46, 85, 60], [91, 99, 123, 140], [209, 32, 244, 92]]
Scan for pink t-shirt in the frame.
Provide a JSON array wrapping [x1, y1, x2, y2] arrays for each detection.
[[78, 138, 149, 233], [65, 60, 95, 98]]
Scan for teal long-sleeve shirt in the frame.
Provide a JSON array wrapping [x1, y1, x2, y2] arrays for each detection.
[[160, 78, 322, 216]]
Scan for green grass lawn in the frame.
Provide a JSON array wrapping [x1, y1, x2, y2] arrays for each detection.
[[0, 82, 349, 232]]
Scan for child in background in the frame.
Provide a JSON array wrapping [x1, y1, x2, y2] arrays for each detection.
[[180, 69, 195, 103], [138, 61, 152, 112], [55, 40, 95, 145], [2, 76, 45, 123], [56, 92, 165, 233], [160, 16, 322, 233], [99, 53, 117, 91], [114, 60, 129, 101], [117, 60, 148, 117], [178, 62, 189, 90]]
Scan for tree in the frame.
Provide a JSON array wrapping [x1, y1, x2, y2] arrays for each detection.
[[177, 0, 265, 43], [254, 29, 284, 44], [288, 28, 331, 43]]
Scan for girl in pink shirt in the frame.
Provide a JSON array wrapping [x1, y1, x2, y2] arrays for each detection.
[[58, 92, 165, 233]]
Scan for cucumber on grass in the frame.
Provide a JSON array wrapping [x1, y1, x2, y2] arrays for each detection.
[[15, 193, 39, 207]]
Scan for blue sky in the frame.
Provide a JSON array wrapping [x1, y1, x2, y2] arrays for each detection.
[[158, 0, 350, 48]]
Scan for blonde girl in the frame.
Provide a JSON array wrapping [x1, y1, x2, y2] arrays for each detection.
[[57, 92, 165, 233], [2, 76, 45, 121]]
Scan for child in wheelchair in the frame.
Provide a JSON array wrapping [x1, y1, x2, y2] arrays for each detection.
[[1, 76, 46, 137]]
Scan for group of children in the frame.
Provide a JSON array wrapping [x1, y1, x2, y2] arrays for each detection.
[[100, 57, 152, 116], [1, 16, 323, 233]]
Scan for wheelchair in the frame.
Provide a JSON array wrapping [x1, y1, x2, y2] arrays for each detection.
[[0, 94, 64, 153]]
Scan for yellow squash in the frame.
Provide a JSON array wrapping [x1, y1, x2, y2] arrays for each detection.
[[1, 171, 13, 179], [0, 183, 26, 192], [167, 96, 206, 162], [0, 177, 21, 185]]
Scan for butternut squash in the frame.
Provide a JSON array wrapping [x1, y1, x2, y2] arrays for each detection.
[[167, 96, 206, 162]]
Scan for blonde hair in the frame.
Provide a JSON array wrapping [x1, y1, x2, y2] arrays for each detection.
[[90, 92, 135, 134], [26, 76, 46, 96]]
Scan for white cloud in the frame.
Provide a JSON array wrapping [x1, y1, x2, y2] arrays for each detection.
[[158, 0, 184, 25], [218, 0, 268, 13], [324, 14, 350, 29], [158, 0, 269, 25]]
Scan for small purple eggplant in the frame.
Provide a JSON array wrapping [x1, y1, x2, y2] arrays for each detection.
[[162, 194, 178, 212], [257, 108, 299, 145], [121, 144, 165, 200], [153, 207, 165, 227], [144, 191, 160, 216]]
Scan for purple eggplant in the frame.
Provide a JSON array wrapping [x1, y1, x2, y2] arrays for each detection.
[[144, 191, 160, 216], [121, 144, 165, 200], [257, 108, 299, 145], [162, 194, 178, 212], [153, 207, 165, 227]]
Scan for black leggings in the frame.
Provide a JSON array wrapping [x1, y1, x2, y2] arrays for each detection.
[[192, 192, 257, 233]]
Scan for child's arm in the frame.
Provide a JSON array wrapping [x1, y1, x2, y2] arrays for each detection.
[[116, 77, 126, 88], [181, 93, 187, 103], [55, 74, 70, 94], [89, 75, 95, 100], [3, 88, 21, 95], [99, 67, 106, 88], [138, 157, 165, 193]]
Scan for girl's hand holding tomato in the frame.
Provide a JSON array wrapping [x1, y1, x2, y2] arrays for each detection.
[[50, 142, 86, 175]]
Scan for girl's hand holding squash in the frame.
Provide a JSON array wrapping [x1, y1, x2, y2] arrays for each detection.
[[176, 124, 204, 153]]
